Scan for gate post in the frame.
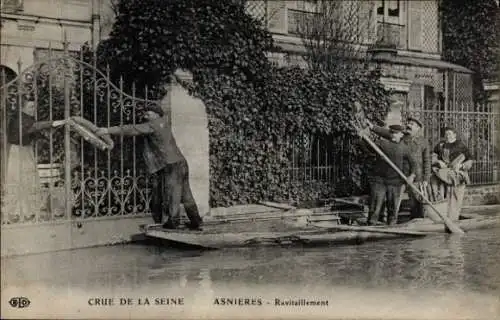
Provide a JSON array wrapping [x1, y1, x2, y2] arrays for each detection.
[[163, 69, 210, 217], [62, 38, 73, 219], [379, 77, 412, 125]]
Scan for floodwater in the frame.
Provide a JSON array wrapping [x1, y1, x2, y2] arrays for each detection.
[[2, 219, 500, 319]]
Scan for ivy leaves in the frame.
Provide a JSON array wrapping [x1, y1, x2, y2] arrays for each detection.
[[195, 64, 389, 207], [97, 0, 273, 94], [441, 0, 500, 101], [95, 0, 391, 207]]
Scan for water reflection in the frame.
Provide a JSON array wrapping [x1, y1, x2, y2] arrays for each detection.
[[2, 228, 499, 296]]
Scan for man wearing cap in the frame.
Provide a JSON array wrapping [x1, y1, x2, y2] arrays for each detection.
[[95, 105, 203, 230], [366, 117, 431, 220], [363, 124, 419, 226]]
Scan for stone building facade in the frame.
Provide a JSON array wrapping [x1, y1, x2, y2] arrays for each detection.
[[1, 0, 497, 200], [2, 0, 478, 121], [246, 0, 499, 202], [246, 0, 475, 125], [0, 0, 114, 76]]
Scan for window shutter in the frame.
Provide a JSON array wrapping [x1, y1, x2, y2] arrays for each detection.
[[340, 1, 361, 43], [408, 1, 422, 50]]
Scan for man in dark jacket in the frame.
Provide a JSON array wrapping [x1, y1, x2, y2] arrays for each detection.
[[96, 105, 203, 230], [431, 126, 473, 221], [367, 117, 431, 219], [363, 124, 419, 226]]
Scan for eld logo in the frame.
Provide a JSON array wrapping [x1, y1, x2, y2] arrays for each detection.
[[8, 297, 31, 309]]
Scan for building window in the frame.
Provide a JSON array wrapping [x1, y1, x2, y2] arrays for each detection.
[[295, 0, 318, 13], [287, 1, 320, 35], [375, 0, 403, 48], [377, 0, 401, 23], [1, 0, 23, 13], [388, 1, 400, 17]]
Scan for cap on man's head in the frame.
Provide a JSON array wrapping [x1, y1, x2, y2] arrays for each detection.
[[407, 117, 423, 128], [443, 126, 456, 133], [389, 124, 405, 133], [144, 105, 165, 117]]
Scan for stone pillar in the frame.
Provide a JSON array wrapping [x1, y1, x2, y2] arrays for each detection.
[[161, 69, 210, 217], [91, 0, 101, 50], [483, 80, 500, 104], [379, 77, 413, 126], [483, 80, 499, 182]]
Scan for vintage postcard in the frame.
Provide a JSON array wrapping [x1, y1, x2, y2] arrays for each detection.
[[1, 0, 499, 319]]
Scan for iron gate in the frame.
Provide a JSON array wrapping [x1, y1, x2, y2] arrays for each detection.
[[1, 46, 162, 226]]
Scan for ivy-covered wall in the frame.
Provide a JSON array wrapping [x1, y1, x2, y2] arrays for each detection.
[[440, 0, 500, 102], [84, 0, 390, 207]]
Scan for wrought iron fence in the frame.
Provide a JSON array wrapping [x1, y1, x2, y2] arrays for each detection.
[[0, 44, 161, 226], [286, 133, 356, 197], [212, 129, 358, 206], [1, 48, 498, 227], [403, 102, 499, 185], [284, 102, 499, 200]]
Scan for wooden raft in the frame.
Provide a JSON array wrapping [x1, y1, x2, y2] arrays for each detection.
[[139, 201, 429, 249], [141, 224, 430, 249], [138, 201, 500, 250]]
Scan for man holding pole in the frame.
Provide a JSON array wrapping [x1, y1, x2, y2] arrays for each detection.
[[352, 102, 464, 234], [363, 124, 420, 226], [366, 118, 431, 220]]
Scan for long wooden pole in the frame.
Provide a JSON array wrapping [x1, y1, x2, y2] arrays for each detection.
[[357, 128, 465, 235]]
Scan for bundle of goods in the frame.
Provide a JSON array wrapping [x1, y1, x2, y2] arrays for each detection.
[[67, 116, 114, 151]]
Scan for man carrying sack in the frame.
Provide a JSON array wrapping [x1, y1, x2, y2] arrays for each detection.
[[96, 105, 203, 230], [430, 126, 473, 222]]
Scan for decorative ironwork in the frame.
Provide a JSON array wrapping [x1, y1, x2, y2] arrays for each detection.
[[287, 133, 354, 200], [403, 103, 499, 185], [1, 46, 161, 225], [1, 47, 498, 227]]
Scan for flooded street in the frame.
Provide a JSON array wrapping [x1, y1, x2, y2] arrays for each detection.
[[2, 223, 500, 319]]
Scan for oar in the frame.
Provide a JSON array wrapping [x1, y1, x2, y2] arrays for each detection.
[[354, 123, 465, 235], [206, 209, 347, 225], [310, 221, 437, 237]]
